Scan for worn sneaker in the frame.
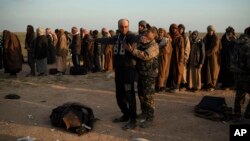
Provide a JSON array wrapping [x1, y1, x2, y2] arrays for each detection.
[[122, 120, 136, 130]]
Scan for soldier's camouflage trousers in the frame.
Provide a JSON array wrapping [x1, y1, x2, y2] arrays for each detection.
[[234, 79, 250, 118], [138, 75, 155, 119]]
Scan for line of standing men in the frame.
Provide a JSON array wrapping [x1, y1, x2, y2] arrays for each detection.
[[94, 19, 239, 130], [1, 20, 249, 129]]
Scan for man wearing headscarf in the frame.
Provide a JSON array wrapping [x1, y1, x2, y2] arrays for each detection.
[[202, 25, 221, 91], [187, 31, 205, 92], [56, 29, 68, 75], [81, 28, 94, 71], [155, 28, 172, 92], [178, 24, 191, 90], [219, 26, 237, 89], [46, 28, 57, 64], [69, 27, 81, 67], [109, 30, 116, 37], [167, 24, 185, 93], [35, 27, 48, 76], [102, 28, 113, 72], [92, 30, 101, 72], [2, 30, 23, 77], [25, 25, 36, 76]]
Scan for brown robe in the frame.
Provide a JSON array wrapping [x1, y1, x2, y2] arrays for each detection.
[[156, 37, 172, 88], [181, 36, 191, 84], [81, 35, 94, 70], [168, 35, 185, 89], [3, 30, 22, 74], [104, 44, 113, 71], [187, 38, 205, 90], [56, 29, 68, 72], [202, 34, 221, 88]]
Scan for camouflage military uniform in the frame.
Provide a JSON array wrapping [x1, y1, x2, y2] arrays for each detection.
[[233, 34, 250, 118], [234, 75, 250, 118], [131, 40, 159, 122]]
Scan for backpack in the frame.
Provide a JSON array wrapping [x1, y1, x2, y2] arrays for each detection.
[[194, 96, 233, 121], [50, 103, 95, 135], [70, 66, 88, 75]]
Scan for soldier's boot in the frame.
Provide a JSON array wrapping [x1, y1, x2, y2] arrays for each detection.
[[140, 117, 153, 128], [122, 119, 136, 130], [140, 111, 154, 128]]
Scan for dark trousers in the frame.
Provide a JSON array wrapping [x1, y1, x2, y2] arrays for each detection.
[[93, 55, 101, 71], [219, 67, 234, 88], [83, 52, 94, 71], [27, 51, 35, 74], [115, 67, 137, 120], [72, 54, 80, 67]]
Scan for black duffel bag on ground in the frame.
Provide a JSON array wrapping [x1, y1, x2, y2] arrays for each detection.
[[50, 103, 95, 135], [194, 96, 233, 121]]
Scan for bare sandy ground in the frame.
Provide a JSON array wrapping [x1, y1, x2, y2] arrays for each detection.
[[0, 63, 248, 141]]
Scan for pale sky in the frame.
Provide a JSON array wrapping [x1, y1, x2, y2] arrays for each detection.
[[0, 0, 249, 32]]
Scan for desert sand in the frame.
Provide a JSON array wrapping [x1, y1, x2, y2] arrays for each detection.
[[0, 63, 248, 141]]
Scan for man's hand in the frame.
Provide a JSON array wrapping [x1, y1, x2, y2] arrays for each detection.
[[122, 42, 133, 52]]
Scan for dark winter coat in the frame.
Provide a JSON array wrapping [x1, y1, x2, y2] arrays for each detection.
[[35, 35, 48, 60], [2, 30, 22, 73]]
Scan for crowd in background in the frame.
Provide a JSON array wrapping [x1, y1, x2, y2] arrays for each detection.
[[0, 22, 249, 93], [1, 20, 250, 129]]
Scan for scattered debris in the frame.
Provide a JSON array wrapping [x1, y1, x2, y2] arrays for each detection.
[[50, 128, 55, 132], [105, 72, 115, 79], [4, 94, 20, 99], [132, 138, 150, 141], [27, 115, 33, 119], [17, 136, 36, 141]]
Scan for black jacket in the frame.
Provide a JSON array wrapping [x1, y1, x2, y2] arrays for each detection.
[[35, 35, 48, 59]]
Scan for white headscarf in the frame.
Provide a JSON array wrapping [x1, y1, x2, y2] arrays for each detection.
[[102, 28, 111, 37], [37, 27, 45, 36], [207, 25, 216, 32]]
